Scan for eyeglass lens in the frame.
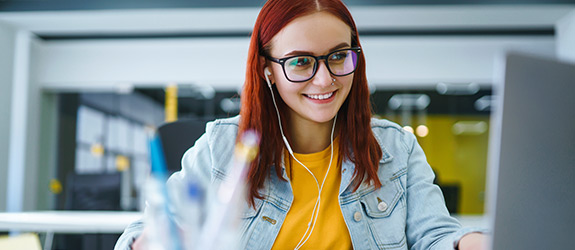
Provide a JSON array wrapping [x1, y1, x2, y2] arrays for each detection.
[[284, 49, 358, 82]]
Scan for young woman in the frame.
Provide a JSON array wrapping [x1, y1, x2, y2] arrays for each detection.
[[116, 0, 486, 249]]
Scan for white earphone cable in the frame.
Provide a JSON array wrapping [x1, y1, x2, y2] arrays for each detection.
[[264, 70, 337, 250], [294, 113, 336, 250]]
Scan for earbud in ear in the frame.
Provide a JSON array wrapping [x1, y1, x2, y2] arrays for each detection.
[[264, 67, 273, 88]]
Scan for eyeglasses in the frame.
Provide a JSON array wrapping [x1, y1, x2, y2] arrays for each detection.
[[266, 47, 361, 82]]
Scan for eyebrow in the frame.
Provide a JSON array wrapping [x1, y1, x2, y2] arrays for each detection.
[[283, 42, 351, 57]]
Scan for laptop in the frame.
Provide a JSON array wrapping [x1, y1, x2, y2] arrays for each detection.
[[486, 52, 575, 249]]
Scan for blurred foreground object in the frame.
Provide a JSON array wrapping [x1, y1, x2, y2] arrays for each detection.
[[144, 129, 260, 250], [197, 130, 260, 250]]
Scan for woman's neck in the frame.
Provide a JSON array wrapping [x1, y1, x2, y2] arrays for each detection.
[[287, 116, 336, 154]]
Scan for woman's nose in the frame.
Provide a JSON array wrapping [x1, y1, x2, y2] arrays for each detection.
[[311, 61, 333, 87]]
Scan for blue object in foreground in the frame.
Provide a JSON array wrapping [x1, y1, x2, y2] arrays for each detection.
[[148, 134, 183, 250]]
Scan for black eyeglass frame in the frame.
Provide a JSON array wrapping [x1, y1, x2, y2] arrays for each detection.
[[266, 47, 362, 83]]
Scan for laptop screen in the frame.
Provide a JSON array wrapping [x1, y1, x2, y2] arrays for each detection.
[[485, 53, 575, 250]]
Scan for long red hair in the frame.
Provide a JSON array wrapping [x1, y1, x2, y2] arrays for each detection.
[[238, 0, 382, 207]]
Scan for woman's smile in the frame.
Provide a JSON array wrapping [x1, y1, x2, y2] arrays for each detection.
[[303, 90, 338, 104]]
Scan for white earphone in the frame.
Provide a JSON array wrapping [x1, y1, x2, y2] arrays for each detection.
[[263, 66, 337, 249], [264, 67, 273, 88], [264, 67, 294, 154]]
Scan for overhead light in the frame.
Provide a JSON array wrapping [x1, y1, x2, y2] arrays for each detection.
[[368, 82, 376, 94], [475, 95, 494, 112], [388, 94, 430, 111], [403, 126, 414, 134], [436, 82, 480, 95], [452, 121, 487, 135], [220, 98, 241, 113], [116, 82, 134, 94], [416, 125, 429, 137], [178, 83, 215, 99]]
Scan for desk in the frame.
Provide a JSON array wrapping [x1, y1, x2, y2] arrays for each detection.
[[0, 212, 485, 234], [0, 211, 142, 250], [0, 211, 486, 249], [0, 211, 142, 234]]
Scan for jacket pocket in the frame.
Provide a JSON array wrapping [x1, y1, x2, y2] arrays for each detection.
[[359, 169, 407, 249], [239, 198, 263, 242]]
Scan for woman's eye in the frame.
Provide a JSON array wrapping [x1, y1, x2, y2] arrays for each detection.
[[329, 51, 347, 61], [289, 57, 312, 67]]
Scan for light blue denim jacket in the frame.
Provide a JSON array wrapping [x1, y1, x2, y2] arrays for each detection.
[[115, 115, 478, 250]]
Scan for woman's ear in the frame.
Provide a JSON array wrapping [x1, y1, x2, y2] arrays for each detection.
[[259, 56, 270, 75], [259, 56, 274, 86]]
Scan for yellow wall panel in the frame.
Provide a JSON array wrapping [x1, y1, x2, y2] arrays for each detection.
[[385, 114, 489, 214]]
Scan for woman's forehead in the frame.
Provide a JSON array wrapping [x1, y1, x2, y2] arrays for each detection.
[[269, 12, 352, 57]]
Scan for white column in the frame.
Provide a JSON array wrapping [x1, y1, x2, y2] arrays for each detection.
[[556, 9, 575, 63], [0, 21, 16, 212], [6, 30, 33, 212]]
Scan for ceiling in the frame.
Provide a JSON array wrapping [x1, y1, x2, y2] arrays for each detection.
[[1, 0, 574, 12]]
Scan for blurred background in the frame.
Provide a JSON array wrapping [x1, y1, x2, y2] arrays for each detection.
[[1, 0, 574, 249]]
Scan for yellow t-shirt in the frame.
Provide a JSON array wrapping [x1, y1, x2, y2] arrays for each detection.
[[271, 139, 352, 250]]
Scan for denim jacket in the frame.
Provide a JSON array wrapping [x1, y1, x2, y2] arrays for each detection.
[[115, 115, 478, 250]]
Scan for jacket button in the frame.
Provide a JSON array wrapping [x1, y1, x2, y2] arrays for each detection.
[[353, 211, 362, 222], [377, 201, 388, 211]]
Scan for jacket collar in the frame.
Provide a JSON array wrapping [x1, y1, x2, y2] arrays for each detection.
[[339, 142, 393, 195]]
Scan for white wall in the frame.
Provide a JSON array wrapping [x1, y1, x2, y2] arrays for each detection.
[[0, 21, 16, 212], [361, 36, 555, 89], [37, 37, 250, 92], [34, 36, 555, 92]]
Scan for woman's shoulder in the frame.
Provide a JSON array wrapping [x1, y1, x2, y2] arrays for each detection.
[[204, 115, 241, 137], [370, 117, 411, 138], [370, 117, 416, 152], [208, 115, 241, 127], [370, 117, 403, 131], [184, 116, 240, 176]]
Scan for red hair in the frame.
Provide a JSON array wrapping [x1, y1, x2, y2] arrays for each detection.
[[238, 0, 382, 207]]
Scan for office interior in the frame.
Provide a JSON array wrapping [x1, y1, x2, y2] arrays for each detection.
[[1, 0, 574, 249]]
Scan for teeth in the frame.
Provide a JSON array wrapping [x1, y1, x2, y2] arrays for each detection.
[[307, 92, 334, 100]]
